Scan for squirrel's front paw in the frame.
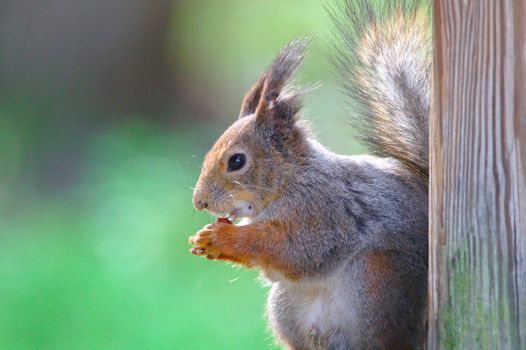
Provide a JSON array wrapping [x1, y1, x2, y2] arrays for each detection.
[[188, 223, 232, 260]]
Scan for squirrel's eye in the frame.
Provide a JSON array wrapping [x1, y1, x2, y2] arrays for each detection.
[[227, 153, 246, 172]]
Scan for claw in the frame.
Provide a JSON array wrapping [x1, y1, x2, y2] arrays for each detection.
[[190, 247, 206, 255]]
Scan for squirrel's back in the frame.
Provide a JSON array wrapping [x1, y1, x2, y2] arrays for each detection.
[[332, 0, 431, 180]]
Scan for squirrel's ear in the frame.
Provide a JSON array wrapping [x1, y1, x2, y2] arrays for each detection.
[[253, 39, 309, 147], [239, 71, 268, 118]]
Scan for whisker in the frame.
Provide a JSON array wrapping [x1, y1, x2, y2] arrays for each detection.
[[229, 181, 275, 194], [175, 160, 189, 183]]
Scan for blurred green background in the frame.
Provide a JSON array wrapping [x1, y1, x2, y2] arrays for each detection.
[[0, 0, 362, 349]]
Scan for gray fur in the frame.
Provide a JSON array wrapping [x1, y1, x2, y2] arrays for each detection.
[[261, 0, 430, 347], [256, 140, 428, 349]]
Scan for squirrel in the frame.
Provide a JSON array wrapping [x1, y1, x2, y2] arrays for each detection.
[[189, 0, 430, 349]]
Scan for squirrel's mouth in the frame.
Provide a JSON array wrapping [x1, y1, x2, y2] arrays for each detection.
[[213, 211, 237, 221], [229, 200, 256, 218], [208, 202, 256, 223]]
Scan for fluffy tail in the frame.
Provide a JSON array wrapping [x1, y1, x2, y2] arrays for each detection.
[[332, 0, 431, 180]]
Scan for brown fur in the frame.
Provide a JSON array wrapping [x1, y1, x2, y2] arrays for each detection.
[[190, 220, 305, 280], [362, 251, 392, 298]]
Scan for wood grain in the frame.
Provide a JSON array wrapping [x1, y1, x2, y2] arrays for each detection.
[[429, 0, 526, 348]]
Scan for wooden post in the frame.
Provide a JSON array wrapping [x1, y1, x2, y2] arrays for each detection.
[[430, 0, 526, 348]]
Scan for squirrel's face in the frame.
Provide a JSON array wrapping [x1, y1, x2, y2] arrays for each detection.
[[193, 116, 277, 219], [193, 39, 310, 219]]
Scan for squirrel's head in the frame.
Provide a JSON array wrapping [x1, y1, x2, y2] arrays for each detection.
[[193, 39, 311, 219]]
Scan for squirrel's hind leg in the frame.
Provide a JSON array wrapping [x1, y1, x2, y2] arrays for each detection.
[[347, 249, 427, 349]]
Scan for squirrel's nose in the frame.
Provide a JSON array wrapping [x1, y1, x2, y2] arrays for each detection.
[[194, 199, 209, 211], [193, 191, 209, 211], [193, 182, 210, 211]]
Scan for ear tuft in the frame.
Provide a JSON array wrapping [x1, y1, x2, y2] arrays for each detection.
[[256, 38, 310, 124], [261, 38, 310, 105], [238, 38, 310, 119]]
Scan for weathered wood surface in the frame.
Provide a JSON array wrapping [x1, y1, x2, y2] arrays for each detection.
[[429, 0, 526, 348]]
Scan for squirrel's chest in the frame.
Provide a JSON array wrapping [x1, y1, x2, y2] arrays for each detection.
[[266, 266, 358, 348]]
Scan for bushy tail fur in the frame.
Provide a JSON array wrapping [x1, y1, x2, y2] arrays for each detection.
[[332, 0, 431, 180]]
